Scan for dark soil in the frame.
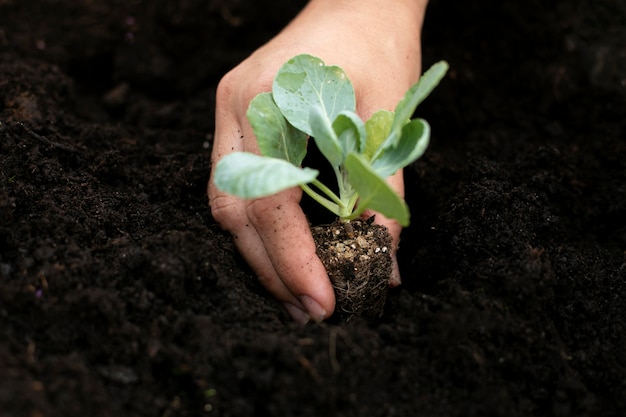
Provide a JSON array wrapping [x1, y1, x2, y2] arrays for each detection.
[[1, 1, 625, 416]]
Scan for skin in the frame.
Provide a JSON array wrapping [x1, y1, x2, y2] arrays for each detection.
[[208, 0, 428, 324]]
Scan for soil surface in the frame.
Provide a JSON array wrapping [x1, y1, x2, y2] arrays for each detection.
[[1, 1, 625, 416]]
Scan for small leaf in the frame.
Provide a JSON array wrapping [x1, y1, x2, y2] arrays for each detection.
[[364, 110, 394, 160], [214, 152, 318, 199], [273, 54, 356, 136], [374, 61, 448, 159], [391, 61, 448, 138], [333, 110, 366, 158], [247, 92, 307, 165], [372, 118, 430, 178], [344, 153, 410, 226], [309, 105, 343, 167]]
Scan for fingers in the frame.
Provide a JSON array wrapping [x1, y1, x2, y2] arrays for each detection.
[[209, 193, 297, 303], [209, 188, 336, 323], [209, 76, 335, 323], [245, 190, 336, 320]]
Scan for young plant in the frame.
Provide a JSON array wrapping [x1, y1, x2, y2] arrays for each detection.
[[214, 54, 447, 226]]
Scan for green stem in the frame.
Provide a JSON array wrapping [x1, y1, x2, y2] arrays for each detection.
[[340, 193, 363, 221], [346, 192, 360, 214], [311, 179, 343, 207], [334, 167, 357, 219], [300, 184, 340, 217], [301, 177, 358, 221]]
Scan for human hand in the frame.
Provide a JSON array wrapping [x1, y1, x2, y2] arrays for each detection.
[[208, 0, 428, 323]]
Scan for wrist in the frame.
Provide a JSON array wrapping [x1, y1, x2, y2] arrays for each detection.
[[304, 0, 428, 26], [284, 0, 427, 59]]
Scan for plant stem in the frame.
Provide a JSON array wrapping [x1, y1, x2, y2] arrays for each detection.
[[301, 178, 358, 221], [300, 183, 340, 216], [346, 193, 359, 215], [343, 220, 355, 237], [335, 167, 357, 219], [311, 179, 343, 207]]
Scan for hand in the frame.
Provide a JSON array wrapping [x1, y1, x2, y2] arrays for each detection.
[[208, 0, 428, 323]]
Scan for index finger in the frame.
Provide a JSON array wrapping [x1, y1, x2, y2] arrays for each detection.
[[245, 189, 336, 321]]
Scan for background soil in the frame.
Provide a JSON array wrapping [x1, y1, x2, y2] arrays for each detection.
[[1, 0, 625, 416]]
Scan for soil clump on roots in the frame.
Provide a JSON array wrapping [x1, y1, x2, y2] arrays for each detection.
[[312, 218, 392, 321]]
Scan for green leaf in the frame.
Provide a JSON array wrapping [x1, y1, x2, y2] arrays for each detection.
[[364, 110, 394, 160], [344, 153, 410, 226], [309, 104, 343, 167], [213, 152, 318, 199], [247, 92, 307, 165], [372, 118, 430, 178], [273, 54, 356, 137], [391, 61, 448, 138], [375, 61, 448, 158], [333, 110, 366, 158]]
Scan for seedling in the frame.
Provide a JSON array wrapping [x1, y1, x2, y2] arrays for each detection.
[[214, 54, 447, 226]]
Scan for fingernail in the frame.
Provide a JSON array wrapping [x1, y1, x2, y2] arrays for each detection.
[[282, 302, 310, 325], [299, 295, 326, 322]]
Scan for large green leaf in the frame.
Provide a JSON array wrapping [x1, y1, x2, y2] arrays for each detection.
[[214, 152, 318, 199], [273, 54, 356, 137], [344, 153, 410, 226], [247, 92, 307, 165], [372, 118, 430, 178]]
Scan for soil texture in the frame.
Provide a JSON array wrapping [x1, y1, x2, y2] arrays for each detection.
[[1, 1, 625, 416]]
